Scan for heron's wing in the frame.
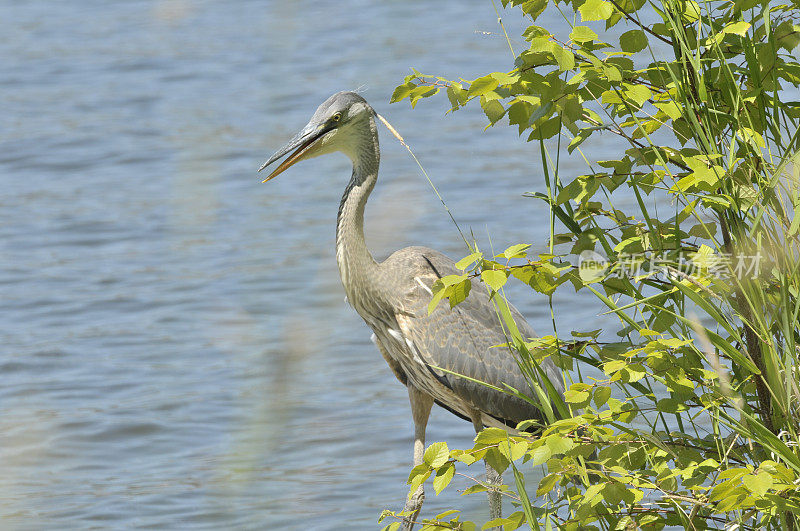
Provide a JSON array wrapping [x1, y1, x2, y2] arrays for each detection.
[[386, 247, 563, 425]]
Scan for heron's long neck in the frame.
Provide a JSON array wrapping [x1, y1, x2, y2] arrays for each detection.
[[335, 118, 380, 301]]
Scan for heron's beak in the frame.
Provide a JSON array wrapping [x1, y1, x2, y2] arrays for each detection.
[[258, 123, 329, 182]]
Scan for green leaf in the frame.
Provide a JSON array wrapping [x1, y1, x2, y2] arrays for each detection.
[[528, 36, 554, 54], [570, 25, 598, 43], [665, 368, 695, 395], [737, 127, 766, 149], [424, 442, 450, 468], [568, 128, 592, 153], [531, 444, 552, 465], [603, 64, 622, 82], [537, 473, 559, 495], [453, 451, 477, 465], [676, 157, 723, 191], [564, 387, 591, 404], [484, 513, 525, 530], [715, 491, 746, 512], [619, 29, 647, 52], [484, 447, 510, 474], [528, 101, 553, 125], [446, 83, 468, 108], [573, 329, 602, 338], [520, 0, 550, 19], [655, 100, 682, 120], [502, 243, 531, 259], [620, 363, 646, 382], [508, 101, 533, 133], [594, 385, 611, 407], [468, 75, 500, 98], [481, 269, 508, 292], [427, 282, 447, 314], [680, 0, 701, 21], [441, 274, 468, 287], [624, 84, 652, 106], [456, 252, 483, 270], [407, 86, 438, 108], [657, 397, 687, 412], [481, 98, 506, 124], [391, 81, 417, 103], [449, 278, 472, 308], [788, 202, 800, 237], [407, 463, 431, 491], [461, 485, 489, 496], [545, 435, 575, 454], [775, 21, 800, 50], [551, 45, 575, 71], [491, 71, 519, 86], [723, 21, 751, 36], [475, 427, 508, 445], [463, 484, 488, 495], [579, 0, 614, 21], [601, 90, 623, 104], [433, 462, 455, 494], [743, 471, 773, 497], [510, 441, 527, 461], [523, 24, 551, 41], [497, 440, 527, 462], [583, 482, 605, 506]]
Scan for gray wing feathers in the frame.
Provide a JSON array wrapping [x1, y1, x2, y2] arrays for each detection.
[[383, 246, 564, 425]]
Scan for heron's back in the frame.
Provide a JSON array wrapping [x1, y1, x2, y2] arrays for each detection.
[[365, 246, 563, 428]]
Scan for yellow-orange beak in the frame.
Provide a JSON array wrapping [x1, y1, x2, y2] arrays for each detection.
[[258, 124, 328, 182]]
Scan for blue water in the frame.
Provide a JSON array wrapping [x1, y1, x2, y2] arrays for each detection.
[[1, 1, 618, 528]]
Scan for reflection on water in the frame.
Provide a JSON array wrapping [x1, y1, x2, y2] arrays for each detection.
[[0, 1, 620, 528]]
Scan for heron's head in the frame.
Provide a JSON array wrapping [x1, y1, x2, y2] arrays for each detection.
[[259, 91, 376, 182]]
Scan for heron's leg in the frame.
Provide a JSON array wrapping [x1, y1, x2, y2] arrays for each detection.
[[471, 412, 502, 525], [401, 385, 433, 531]]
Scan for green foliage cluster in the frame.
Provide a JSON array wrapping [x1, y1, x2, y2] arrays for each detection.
[[382, 0, 800, 528]]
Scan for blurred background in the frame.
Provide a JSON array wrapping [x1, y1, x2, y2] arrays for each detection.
[[0, 1, 618, 528]]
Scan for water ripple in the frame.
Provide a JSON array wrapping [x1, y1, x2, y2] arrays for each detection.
[[0, 1, 618, 528]]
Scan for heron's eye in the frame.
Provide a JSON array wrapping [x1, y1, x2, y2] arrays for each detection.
[[331, 112, 343, 123]]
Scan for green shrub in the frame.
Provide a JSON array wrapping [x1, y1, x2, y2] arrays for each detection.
[[382, 0, 800, 528]]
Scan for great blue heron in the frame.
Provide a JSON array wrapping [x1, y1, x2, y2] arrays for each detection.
[[259, 91, 564, 529]]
